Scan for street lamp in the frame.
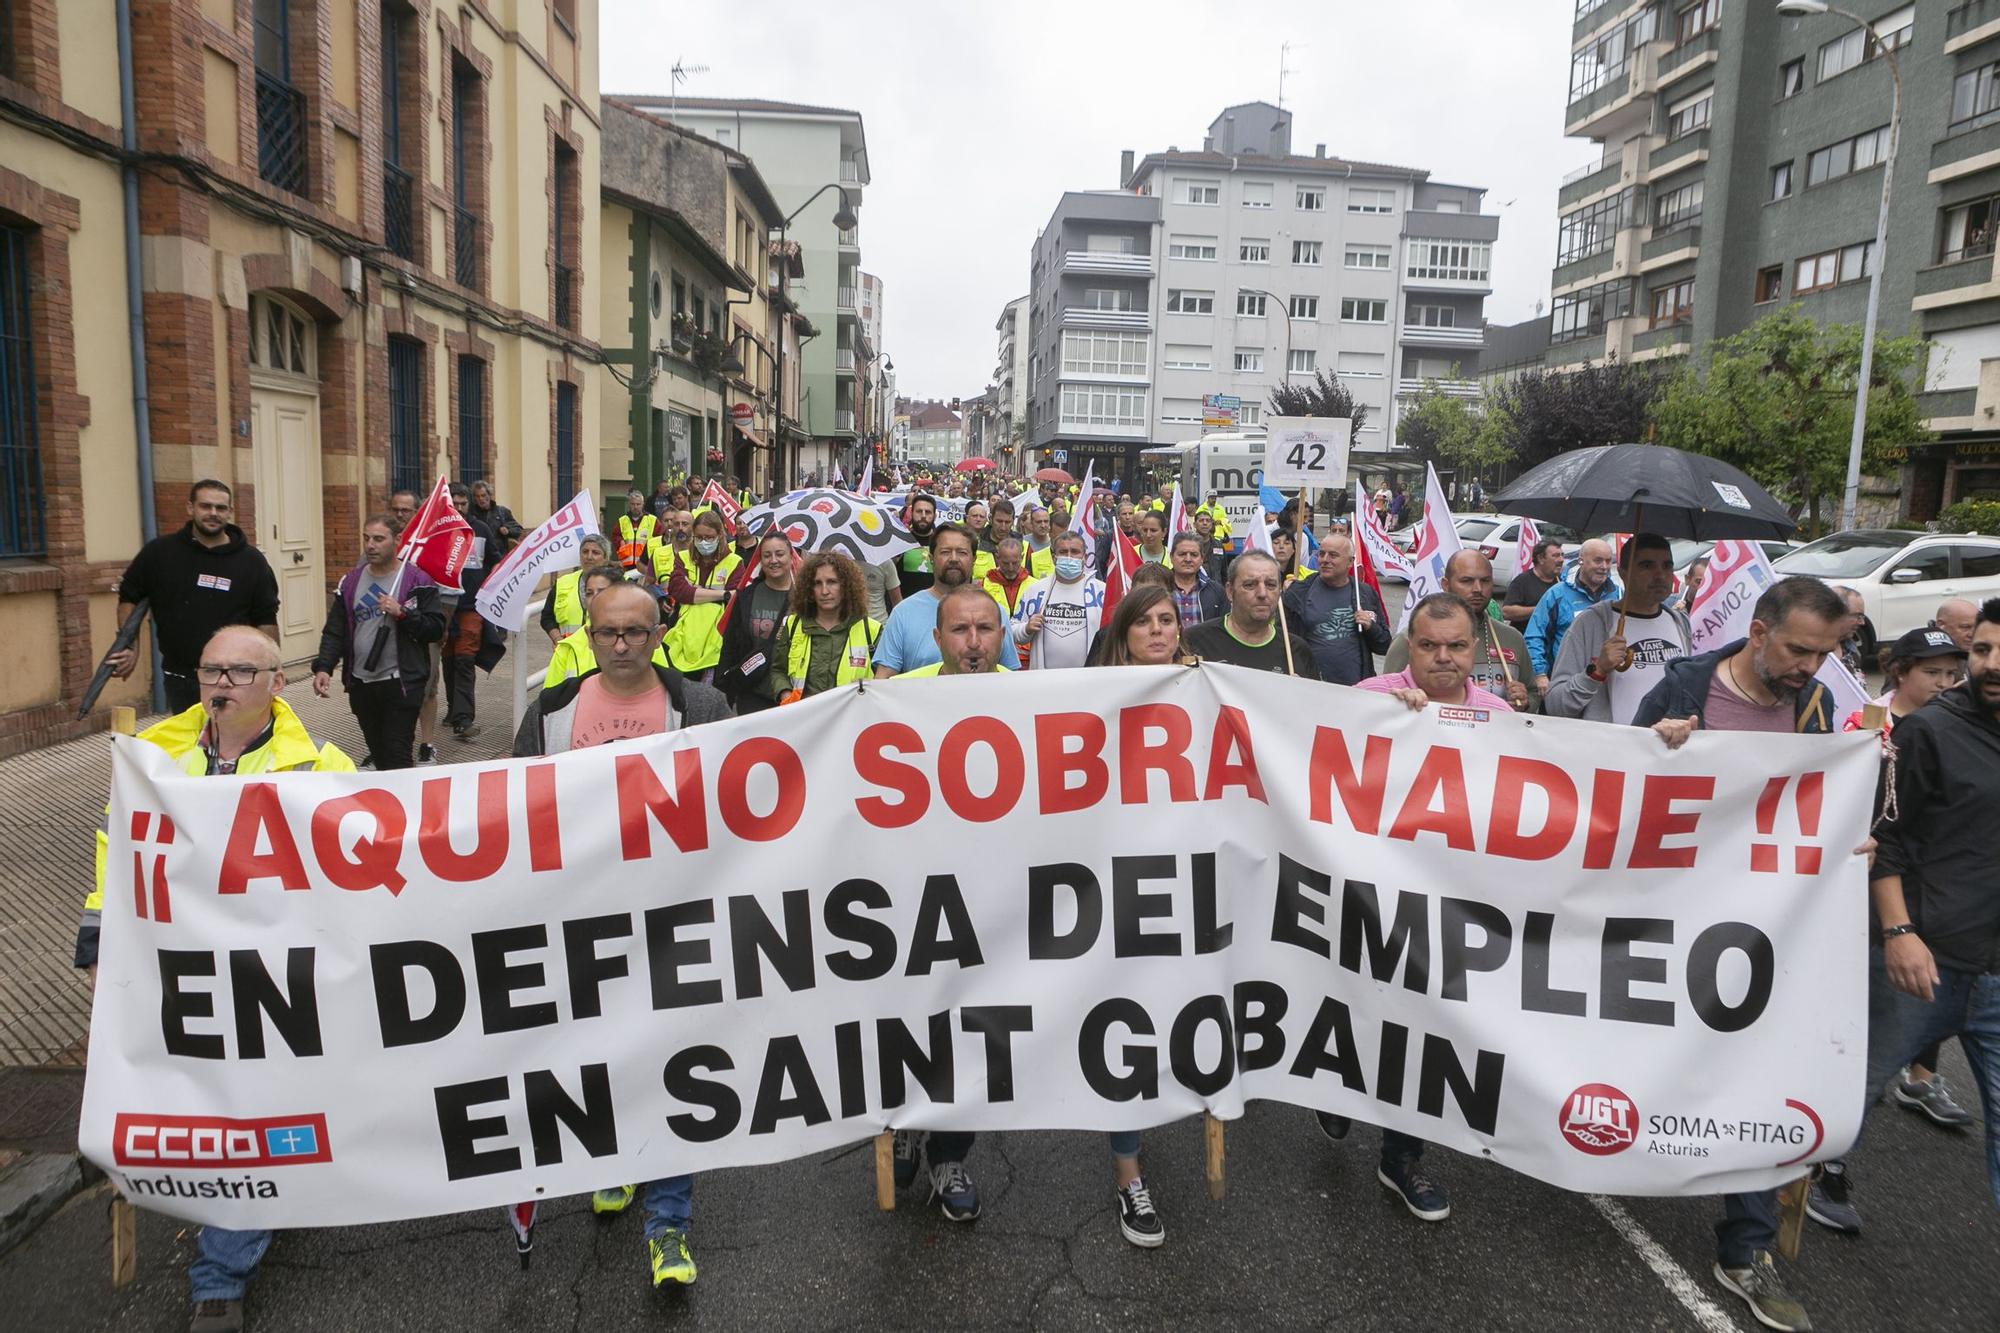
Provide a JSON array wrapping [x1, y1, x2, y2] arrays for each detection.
[[772, 182, 859, 487], [1244, 287, 1294, 398], [1777, 0, 1901, 532]]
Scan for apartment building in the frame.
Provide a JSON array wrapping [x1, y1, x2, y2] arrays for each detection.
[[1126, 103, 1499, 457], [619, 96, 870, 484], [994, 294, 1030, 458], [902, 399, 963, 468], [1554, 0, 2000, 513], [0, 0, 599, 750]]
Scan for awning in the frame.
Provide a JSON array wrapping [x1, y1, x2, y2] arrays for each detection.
[[734, 423, 767, 449]]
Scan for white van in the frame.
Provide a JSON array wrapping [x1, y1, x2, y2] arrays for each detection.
[[1150, 430, 1269, 550]]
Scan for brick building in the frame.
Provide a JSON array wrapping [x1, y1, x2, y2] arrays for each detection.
[[0, 0, 601, 753]]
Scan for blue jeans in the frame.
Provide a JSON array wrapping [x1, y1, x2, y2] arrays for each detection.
[[1859, 948, 2000, 1207], [189, 1226, 272, 1302], [640, 1175, 695, 1240], [926, 1131, 974, 1166], [1107, 1131, 1140, 1158], [1715, 1190, 1779, 1267]]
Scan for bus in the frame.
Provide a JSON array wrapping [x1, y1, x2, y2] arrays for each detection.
[[1147, 429, 1269, 550]]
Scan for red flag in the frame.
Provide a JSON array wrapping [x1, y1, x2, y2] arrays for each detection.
[[699, 479, 742, 529], [1348, 510, 1385, 609], [1101, 520, 1143, 616], [397, 476, 475, 593]]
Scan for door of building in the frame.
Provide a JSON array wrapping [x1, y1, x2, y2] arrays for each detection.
[[250, 386, 325, 664]]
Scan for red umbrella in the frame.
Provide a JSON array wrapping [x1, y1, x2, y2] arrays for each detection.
[[1033, 466, 1075, 484], [954, 457, 998, 474]]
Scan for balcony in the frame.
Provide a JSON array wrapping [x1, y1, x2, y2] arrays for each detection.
[[1558, 156, 1625, 210], [1918, 387, 1978, 422], [1658, 29, 1720, 86], [1400, 323, 1484, 349], [1554, 245, 1618, 291], [1060, 306, 1150, 331], [1565, 43, 1660, 140], [1396, 377, 1481, 400], [1631, 321, 1691, 358], [1913, 251, 2000, 310], [1062, 250, 1153, 276], [1929, 118, 2000, 184], [834, 409, 857, 434], [1947, 0, 2000, 51], [383, 163, 415, 260], [840, 159, 860, 183], [834, 348, 856, 373], [1649, 129, 1709, 177], [836, 285, 858, 312], [453, 206, 479, 288], [255, 70, 309, 194], [1641, 222, 1700, 269], [837, 225, 860, 249]]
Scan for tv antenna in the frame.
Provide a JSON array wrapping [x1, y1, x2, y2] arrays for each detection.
[[669, 59, 710, 119], [1278, 41, 1305, 109]]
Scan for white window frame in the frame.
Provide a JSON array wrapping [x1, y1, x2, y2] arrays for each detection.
[[1233, 349, 1264, 373], [1239, 403, 1262, 425], [1160, 399, 1203, 423], [1288, 349, 1316, 375], [1296, 186, 1326, 211], [1340, 298, 1387, 323], [1236, 291, 1268, 317], [1059, 384, 1147, 429], [1181, 178, 1221, 205], [1292, 240, 1323, 265], [1241, 181, 1274, 209], [1347, 187, 1395, 215], [1288, 295, 1318, 319], [1162, 345, 1211, 371], [1167, 235, 1218, 261], [1666, 89, 1712, 141], [1239, 238, 1270, 263], [1408, 304, 1458, 329], [1336, 351, 1386, 379], [1344, 245, 1392, 270], [1405, 240, 1492, 283], [1165, 289, 1214, 314], [1059, 330, 1149, 377]]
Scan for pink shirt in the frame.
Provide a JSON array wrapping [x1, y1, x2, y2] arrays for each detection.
[[569, 676, 672, 749], [1357, 670, 1514, 713]]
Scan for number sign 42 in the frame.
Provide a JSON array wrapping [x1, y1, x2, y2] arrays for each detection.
[[1263, 417, 1352, 489]]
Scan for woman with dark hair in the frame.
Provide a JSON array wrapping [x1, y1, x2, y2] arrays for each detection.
[[1270, 528, 1299, 583], [716, 530, 799, 713], [1085, 566, 1175, 663], [1097, 583, 1183, 667], [775, 552, 880, 702]]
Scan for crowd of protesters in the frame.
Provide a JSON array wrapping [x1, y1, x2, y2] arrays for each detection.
[[80, 472, 1999, 1333]]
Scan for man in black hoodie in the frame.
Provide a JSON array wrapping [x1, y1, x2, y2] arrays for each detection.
[[108, 479, 281, 712]]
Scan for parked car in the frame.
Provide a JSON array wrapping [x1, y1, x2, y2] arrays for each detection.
[[1773, 529, 2000, 658], [1673, 538, 1805, 586], [1381, 513, 1580, 584]]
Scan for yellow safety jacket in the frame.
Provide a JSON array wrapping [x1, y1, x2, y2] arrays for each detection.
[[550, 570, 586, 634], [1197, 502, 1233, 539], [543, 627, 672, 688], [781, 615, 881, 691], [1024, 545, 1055, 581], [617, 513, 658, 569], [895, 662, 1006, 678], [661, 548, 742, 673], [79, 699, 352, 964]]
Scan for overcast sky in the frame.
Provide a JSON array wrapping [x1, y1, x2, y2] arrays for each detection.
[[602, 0, 1588, 401]]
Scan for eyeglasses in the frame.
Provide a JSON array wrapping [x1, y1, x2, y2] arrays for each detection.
[[588, 626, 657, 647], [196, 665, 272, 686]]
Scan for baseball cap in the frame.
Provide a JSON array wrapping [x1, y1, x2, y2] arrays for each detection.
[[1895, 627, 1967, 660]]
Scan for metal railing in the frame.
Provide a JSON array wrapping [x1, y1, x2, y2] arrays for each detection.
[[1561, 154, 1616, 186], [383, 164, 415, 260], [255, 70, 309, 194], [836, 285, 858, 310], [840, 160, 860, 183], [1941, 235, 1996, 264], [835, 409, 856, 433], [835, 348, 855, 370], [453, 207, 480, 288], [836, 225, 859, 246]]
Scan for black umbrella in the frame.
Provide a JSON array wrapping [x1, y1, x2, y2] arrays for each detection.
[[1492, 443, 1796, 541]]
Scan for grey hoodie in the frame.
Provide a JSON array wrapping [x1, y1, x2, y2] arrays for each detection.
[[1544, 599, 1693, 722]]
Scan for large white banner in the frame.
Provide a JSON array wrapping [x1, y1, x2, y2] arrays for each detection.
[[1690, 539, 1872, 716], [81, 666, 1876, 1228], [474, 489, 596, 632]]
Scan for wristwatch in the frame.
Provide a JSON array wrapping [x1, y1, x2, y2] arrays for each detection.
[[1880, 923, 1917, 941]]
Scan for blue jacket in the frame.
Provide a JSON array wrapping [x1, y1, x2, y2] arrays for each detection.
[[1523, 564, 1621, 677], [1628, 641, 1835, 734]]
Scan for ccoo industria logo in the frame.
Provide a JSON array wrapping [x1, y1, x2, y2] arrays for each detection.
[[112, 1112, 332, 1168], [1559, 1084, 1639, 1156]]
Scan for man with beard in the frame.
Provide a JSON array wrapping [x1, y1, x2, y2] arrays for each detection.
[[873, 523, 1017, 676], [1544, 534, 1684, 722], [897, 493, 939, 598], [1636, 575, 1845, 1333]]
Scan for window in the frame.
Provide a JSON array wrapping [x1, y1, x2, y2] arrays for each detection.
[[553, 140, 578, 331], [1666, 90, 1712, 141], [1080, 287, 1137, 311], [1888, 545, 1951, 582], [457, 357, 486, 483], [1288, 349, 1317, 375], [1770, 161, 1793, 201], [249, 293, 314, 376], [1060, 331, 1148, 376], [1239, 403, 1262, 426], [1805, 126, 1889, 186], [1242, 181, 1274, 209], [1347, 188, 1395, 215], [1952, 61, 2000, 133], [1653, 180, 1703, 231], [1160, 399, 1203, 423], [1408, 304, 1458, 328], [1337, 351, 1386, 378], [1793, 250, 1838, 294], [1237, 291, 1267, 317], [1817, 5, 1910, 82], [253, 0, 308, 193], [1550, 278, 1635, 344], [450, 60, 483, 289], [1779, 58, 1805, 99], [1296, 187, 1325, 211], [1955, 546, 2000, 578], [1675, 0, 1720, 45], [388, 337, 424, 497], [1837, 241, 1875, 282], [1084, 232, 1139, 254], [1942, 195, 2000, 263], [381, 5, 415, 260], [0, 226, 44, 557], [1239, 238, 1270, 263], [1233, 349, 1264, 372], [1570, 5, 1659, 98], [1168, 235, 1217, 261], [1165, 289, 1214, 314], [1059, 384, 1147, 429], [1407, 239, 1492, 282], [1291, 240, 1322, 265], [554, 381, 577, 505], [1649, 279, 1694, 328], [1341, 298, 1387, 323], [1181, 179, 1220, 205], [1345, 245, 1392, 269], [1754, 265, 1784, 303], [1556, 188, 1643, 264], [1162, 344, 1211, 370], [1289, 295, 1318, 319]]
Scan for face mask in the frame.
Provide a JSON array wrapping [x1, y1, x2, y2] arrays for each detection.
[[695, 538, 719, 556], [1055, 557, 1084, 580]]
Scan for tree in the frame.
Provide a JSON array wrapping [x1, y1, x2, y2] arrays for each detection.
[[1399, 377, 1508, 480], [1648, 307, 1931, 534], [1476, 356, 1667, 471], [1268, 371, 1367, 440]]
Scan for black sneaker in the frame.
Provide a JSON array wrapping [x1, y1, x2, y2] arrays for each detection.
[[1713, 1251, 1812, 1331], [1314, 1110, 1351, 1142], [891, 1130, 923, 1191], [1116, 1176, 1165, 1248], [1378, 1159, 1451, 1222], [453, 723, 482, 743], [189, 1298, 244, 1333], [416, 743, 437, 764], [1805, 1161, 1861, 1235], [928, 1160, 980, 1222]]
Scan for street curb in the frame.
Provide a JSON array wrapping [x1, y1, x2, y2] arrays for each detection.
[[0, 1151, 85, 1259]]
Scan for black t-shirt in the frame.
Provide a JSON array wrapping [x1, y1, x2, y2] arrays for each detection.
[[1182, 620, 1321, 679], [116, 525, 282, 673], [1505, 569, 1557, 612]]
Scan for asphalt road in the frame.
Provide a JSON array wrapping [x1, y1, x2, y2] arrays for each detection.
[[4, 1041, 1992, 1332]]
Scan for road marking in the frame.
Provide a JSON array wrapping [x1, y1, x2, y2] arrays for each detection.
[[1588, 1195, 1738, 1333]]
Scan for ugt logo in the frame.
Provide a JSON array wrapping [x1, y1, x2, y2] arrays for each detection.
[[1560, 1083, 1639, 1156], [129, 811, 175, 923]]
